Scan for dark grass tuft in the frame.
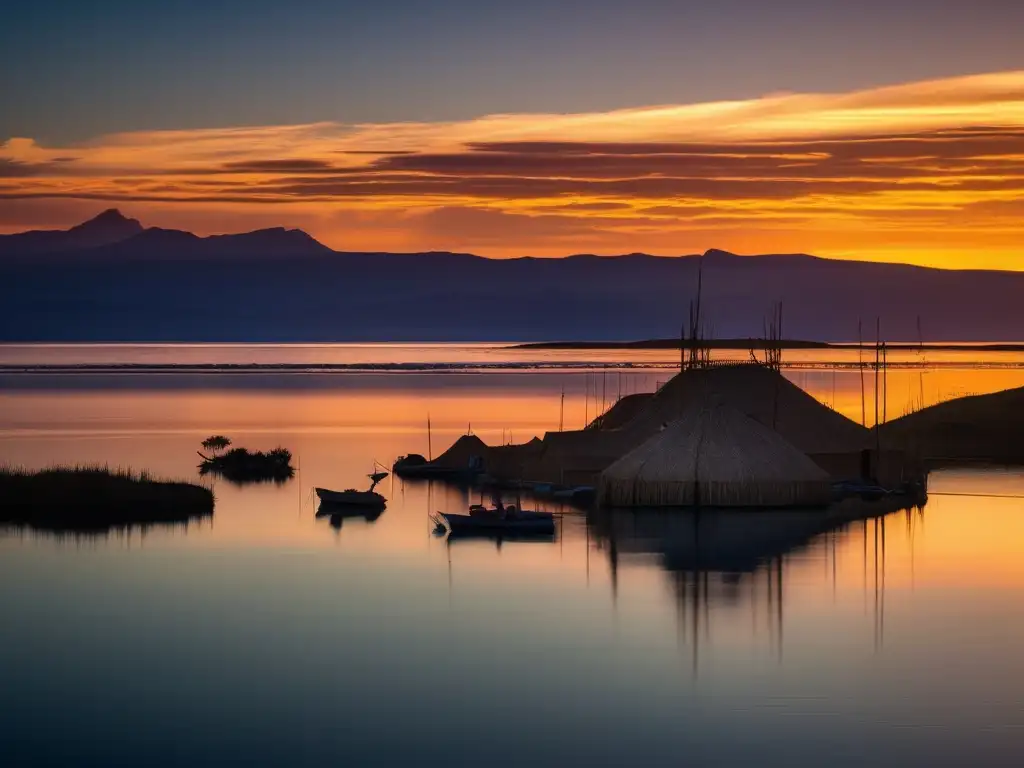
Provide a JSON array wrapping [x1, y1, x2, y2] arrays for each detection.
[[0, 465, 214, 532]]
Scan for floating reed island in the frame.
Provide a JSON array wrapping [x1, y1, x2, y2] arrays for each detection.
[[0, 466, 214, 532], [197, 443, 295, 485], [400, 362, 930, 509]]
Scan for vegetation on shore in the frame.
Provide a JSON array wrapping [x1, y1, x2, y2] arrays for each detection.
[[198, 440, 294, 484], [0, 465, 214, 532], [881, 385, 1024, 464]]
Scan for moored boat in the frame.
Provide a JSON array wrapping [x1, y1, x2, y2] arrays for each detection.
[[436, 507, 556, 536], [315, 487, 386, 509]]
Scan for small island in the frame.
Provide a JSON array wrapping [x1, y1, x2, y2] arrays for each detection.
[[0, 466, 214, 532], [197, 437, 295, 484]]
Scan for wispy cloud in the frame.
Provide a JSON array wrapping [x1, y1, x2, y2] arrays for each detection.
[[3, 71, 1024, 267]]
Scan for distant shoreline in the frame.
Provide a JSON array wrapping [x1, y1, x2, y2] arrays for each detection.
[[513, 339, 1024, 352]]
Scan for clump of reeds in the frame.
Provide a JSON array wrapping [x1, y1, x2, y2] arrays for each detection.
[[198, 445, 294, 485], [0, 464, 214, 532]]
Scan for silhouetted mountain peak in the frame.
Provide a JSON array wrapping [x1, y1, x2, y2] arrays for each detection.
[[73, 208, 141, 233], [703, 248, 737, 259], [0, 208, 144, 256], [203, 226, 332, 256]]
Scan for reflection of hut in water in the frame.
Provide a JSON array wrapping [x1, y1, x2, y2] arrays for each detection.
[[598, 403, 833, 508], [589, 493, 921, 576], [589, 497, 917, 664], [526, 364, 921, 489]]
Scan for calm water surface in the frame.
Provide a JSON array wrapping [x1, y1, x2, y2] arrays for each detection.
[[1, 345, 1023, 766]]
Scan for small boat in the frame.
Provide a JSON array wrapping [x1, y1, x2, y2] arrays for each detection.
[[436, 506, 556, 536], [315, 487, 386, 509]]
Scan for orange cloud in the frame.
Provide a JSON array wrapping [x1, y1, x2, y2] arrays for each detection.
[[3, 71, 1024, 268]]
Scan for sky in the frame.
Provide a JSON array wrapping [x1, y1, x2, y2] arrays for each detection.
[[3, 0, 1024, 268]]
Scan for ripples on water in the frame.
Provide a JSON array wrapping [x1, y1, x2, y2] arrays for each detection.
[[1, 346, 1023, 766]]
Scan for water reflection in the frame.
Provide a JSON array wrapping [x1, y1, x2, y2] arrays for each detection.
[[586, 499, 927, 668], [1, 512, 213, 540], [315, 503, 386, 532], [4, 372, 1024, 766]]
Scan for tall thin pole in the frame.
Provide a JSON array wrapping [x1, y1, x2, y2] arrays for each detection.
[[427, 414, 433, 462], [584, 374, 589, 427], [874, 318, 881, 458], [917, 315, 925, 411], [882, 342, 888, 427], [680, 321, 685, 371], [858, 319, 866, 427], [559, 386, 565, 432]]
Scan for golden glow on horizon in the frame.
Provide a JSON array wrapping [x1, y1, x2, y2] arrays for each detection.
[[3, 70, 1024, 268]]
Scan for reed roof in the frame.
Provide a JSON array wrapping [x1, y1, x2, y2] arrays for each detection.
[[599, 402, 832, 508], [432, 434, 489, 469], [626, 364, 870, 455]]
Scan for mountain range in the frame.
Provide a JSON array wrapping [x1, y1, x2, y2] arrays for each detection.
[[2, 210, 1022, 342]]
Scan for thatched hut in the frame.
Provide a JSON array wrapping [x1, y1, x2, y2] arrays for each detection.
[[483, 437, 546, 481], [598, 403, 833, 508], [627, 364, 870, 456], [618, 364, 920, 487], [531, 427, 649, 487], [586, 393, 654, 430], [431, 434, 488, 470]]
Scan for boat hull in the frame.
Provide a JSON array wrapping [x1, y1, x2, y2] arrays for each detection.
[[439, 512, 555, 536], [315, 487, 386, 508]]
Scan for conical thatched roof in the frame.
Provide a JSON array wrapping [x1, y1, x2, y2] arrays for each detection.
[[587, 393, 655, 430], [484, 437, 546, 480], [599, 402, 832, 508], [432, 434, 488, 469], [626, 364, 870, 455]]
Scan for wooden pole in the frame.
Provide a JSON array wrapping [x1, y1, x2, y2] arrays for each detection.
[[874, 319, 881, 459], [858, 319, 866, 427], [882, 342, 888, 427], [584, 373, 589, 428], [427, 413, 433, 462], [559, 386, 564, 432]]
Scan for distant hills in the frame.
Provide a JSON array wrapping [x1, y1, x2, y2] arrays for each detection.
[[0, 209, 144, 255], [2, 210, 1023, 342]]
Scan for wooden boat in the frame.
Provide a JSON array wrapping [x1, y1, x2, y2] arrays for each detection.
[[315, 487, 386, 509], [436, 507, 555, 536]]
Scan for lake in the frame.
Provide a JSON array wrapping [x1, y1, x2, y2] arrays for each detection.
[[1, 344, 1023, 767]]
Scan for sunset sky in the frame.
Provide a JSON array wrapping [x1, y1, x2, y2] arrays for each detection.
[[3, 0, 1024, 268]]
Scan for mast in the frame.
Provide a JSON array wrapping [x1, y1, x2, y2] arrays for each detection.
[[858, 319, 866, 427], [559, 386, 565, 432], [874, 319, 881, 459]]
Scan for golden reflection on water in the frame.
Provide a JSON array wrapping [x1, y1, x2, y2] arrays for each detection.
[[3, 373, 1024, 765]]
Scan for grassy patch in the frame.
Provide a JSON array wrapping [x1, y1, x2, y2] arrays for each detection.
[[198, 447, 294, 485], [0, 465, 214, 532]]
